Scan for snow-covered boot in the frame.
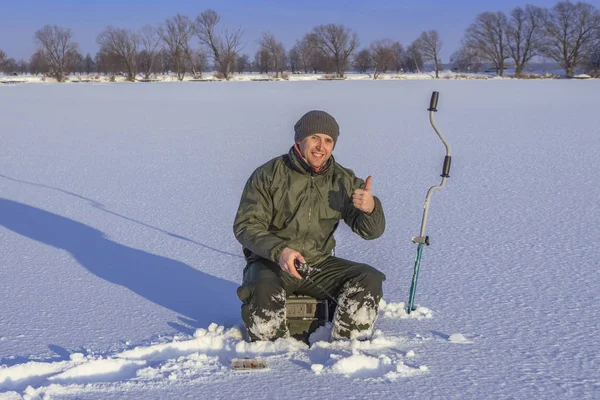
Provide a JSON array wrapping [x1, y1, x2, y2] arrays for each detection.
[[239, 286, 289, 341], [331, 279, 382, 340]]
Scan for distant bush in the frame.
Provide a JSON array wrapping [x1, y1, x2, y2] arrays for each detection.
[[443, 74, 488, 80], [516, 73, 560, 79], [321, 74, 344, 80]]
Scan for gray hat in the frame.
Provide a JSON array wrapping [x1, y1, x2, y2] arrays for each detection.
[[294, 110, 340, 145]]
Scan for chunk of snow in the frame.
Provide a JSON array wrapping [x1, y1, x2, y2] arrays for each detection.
[[49, 358, 146, 383], [311, 364, 324, 374], [448, 333, 473, 344], [378, 300, 433, 319], [69, 353, 85, 362], [331, 353, 384, 375]]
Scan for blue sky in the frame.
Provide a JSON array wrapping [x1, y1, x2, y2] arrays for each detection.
[[0, 0, 587, 62]]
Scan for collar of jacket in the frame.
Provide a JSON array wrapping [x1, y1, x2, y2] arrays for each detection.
[[288, 145, 334, 175]]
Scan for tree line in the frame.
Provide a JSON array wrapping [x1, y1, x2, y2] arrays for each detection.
[[0, 1, 599, 82]]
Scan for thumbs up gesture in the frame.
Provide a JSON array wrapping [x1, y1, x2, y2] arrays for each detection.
[[352, 175, 375, 214]]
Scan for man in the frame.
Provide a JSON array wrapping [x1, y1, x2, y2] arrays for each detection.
[[233, 110, 386, 342]]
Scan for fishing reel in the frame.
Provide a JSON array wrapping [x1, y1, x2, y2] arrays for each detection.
[[294, 259, 311, 277]]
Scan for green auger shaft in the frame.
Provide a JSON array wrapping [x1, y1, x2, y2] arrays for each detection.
[[407, 243, 425, 313]]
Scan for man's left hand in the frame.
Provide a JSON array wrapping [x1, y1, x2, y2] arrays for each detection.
[[352, 176, 375, 214]]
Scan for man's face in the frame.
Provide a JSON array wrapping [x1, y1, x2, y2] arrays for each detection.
[[298, 133, 334, 169]]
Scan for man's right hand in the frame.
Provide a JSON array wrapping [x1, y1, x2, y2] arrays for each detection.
[[279, 247, 305, 279]]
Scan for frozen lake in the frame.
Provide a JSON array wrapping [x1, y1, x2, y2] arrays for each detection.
[[1, 80, 599, 399]]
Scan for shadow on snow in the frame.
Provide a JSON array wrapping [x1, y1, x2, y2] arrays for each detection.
[[0, 198, 241, 335], [0, 173, 244, 259]]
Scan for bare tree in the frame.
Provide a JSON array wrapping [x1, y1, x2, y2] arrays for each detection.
[[68, 50, 84, 74], [195, 9, 244, 80], [254, 48, 271, 74], [258, 32, 286, 77], [450, 45, 484, 72], [353, 49, 372, 74], [415, 30, 443, 77], [158, 14, 195, 80], [137, 51, 153, 79], [97, 26, 139, 81], [585, 41, 600, 76], [390, 42, 405, 73], [464, 11, 509, 76], [504, 5, 547, 76], [287, 47, 300, 73], [188, 49, 210, 77], [1, 58, 18, 74], [311, 24, 359, 78], [369, 39, 396, 79], [0, 54, 14, 74], [95, 48, 126, 77], [137, 25, 161, 79], [314, 52, 336, 74], [17, 59, 28, 74], [0, 50, 6, 69], [540, 1, 600, 77], [182, 40, 205, 78], [156, 49, 173, 75], [34, 25, 79, 82], [29, 50, 50, 75], [291, 34, 318, 73], [82, 53, 96, 74], [403, 42, 424, 73], [234, 54, 250, 73]]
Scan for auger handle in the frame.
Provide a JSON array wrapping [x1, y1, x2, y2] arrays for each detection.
[[442, 155, 451, 178], [428, 91, 439, 112]]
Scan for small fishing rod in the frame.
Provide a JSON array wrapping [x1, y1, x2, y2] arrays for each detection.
[[295, 260, 338, 305], [407, 91, 452, 314]]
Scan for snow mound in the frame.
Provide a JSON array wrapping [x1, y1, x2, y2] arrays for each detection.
[[313, 352, 426, 380], [379, 299, 433, 319], [0, 321, 434, 396], [306, 328, 426, 380], [448, 333, 474, 344]]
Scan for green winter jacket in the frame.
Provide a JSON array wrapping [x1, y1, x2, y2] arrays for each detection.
[[233, 146, 385, 265]]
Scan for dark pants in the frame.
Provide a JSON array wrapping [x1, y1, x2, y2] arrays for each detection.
[[237, 256, 386, 341]]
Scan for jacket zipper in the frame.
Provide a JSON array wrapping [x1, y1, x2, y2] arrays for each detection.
[[302, 176, 315, 256]]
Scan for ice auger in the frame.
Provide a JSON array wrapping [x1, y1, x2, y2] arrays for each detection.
[[407, 91, 452, 314]]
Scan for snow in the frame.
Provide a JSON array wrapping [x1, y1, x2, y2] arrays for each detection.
[[448, 333, 473, 344], [0, 70, 547, 86], [1, 80, 600, 399]]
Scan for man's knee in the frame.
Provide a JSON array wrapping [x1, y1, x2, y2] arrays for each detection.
[[238, 279, 286, 307], [349, 263, 386, 295], [238, 260, 284, 303], [238, 260, 289, 341]]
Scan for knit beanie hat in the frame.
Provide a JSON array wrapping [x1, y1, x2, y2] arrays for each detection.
[[294, 110, 340, 145]]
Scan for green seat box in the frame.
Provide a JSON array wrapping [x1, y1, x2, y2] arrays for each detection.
[[286, 295, 331, 342]]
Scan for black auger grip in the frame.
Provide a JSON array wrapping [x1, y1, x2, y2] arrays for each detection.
[[441, 155, 451, 178], [428, 91, 439, 112]]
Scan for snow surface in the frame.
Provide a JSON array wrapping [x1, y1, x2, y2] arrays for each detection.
[[0, 69, 556, 86], [1, 80, 599, 399], [0, 71, 486, 85]]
